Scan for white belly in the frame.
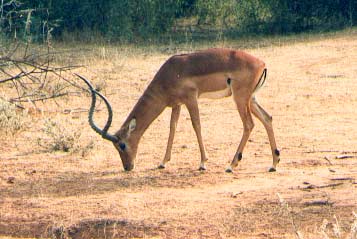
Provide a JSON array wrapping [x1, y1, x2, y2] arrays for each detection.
[[199, 87, 232, 99]]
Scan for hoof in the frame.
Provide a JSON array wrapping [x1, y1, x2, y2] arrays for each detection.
[[268, 167, 276, 172], [199, 166, 206, 171], [158, 164, 165, 169], [225, 166, 233, 173]]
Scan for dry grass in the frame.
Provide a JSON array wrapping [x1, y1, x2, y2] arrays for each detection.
[[0, 29, 357, 238]]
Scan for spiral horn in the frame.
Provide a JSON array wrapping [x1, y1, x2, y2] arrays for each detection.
[[75, 74, 118, 143]]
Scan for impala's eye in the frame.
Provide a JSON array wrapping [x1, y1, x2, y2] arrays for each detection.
[[119, 142, 126, 151]]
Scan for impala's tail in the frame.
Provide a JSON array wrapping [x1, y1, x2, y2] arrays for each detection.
[[253, 68, 267, 94]]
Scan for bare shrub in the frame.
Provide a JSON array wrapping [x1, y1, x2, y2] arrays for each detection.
[[351, 212, 357, 239], [37, 118, 94, 156], [277, 193, 304, 239], [0, 96, 28, 135]]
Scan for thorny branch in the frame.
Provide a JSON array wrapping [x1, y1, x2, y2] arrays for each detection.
[[0, 42, 83, 109]]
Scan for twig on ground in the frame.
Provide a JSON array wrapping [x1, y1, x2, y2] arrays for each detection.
[[324, 156, 333, 165], [301, 182, 344, 190], [335, 155, 356, 159]]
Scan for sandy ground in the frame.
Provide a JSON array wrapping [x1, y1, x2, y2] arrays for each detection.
[[1, 31, 357, 238]]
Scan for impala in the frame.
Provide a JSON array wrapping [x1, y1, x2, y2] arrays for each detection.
[[78, 48, 280, 172]]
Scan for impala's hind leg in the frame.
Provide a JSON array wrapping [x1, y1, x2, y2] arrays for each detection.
[[226, 95, 255, 173], [250, 96, 280, 171], [159, 105, 181, 169]]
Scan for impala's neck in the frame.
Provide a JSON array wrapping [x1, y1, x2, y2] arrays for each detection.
[[122, 88, 166, 148]]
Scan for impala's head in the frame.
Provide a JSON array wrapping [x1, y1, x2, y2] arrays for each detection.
[[77, 74, 138, 171], [112, 118, 138, 171]]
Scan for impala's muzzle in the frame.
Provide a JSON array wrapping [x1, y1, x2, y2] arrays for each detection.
[[120, 153, 134, 171], [124, 164, 134, 171], [115, 144, 135, 171]]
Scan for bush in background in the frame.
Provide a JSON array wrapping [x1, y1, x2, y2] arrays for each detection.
[[1, 0, 356, 41]]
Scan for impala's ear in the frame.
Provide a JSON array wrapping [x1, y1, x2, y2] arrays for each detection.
[[128, 118, 136, 134]]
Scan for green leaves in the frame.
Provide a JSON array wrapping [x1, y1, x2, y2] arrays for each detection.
[[1, 0, 355, 42]]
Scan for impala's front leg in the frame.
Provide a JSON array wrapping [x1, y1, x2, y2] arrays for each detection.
[[185, 97, 208, 171], [158, 105, 181, 169]]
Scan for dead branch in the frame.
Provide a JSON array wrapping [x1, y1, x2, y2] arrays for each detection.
[[0, 41, 84, 110], [0, 4, 84, 111]]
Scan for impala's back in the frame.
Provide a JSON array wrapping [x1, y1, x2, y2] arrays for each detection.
[[149, 48, 266, 105]]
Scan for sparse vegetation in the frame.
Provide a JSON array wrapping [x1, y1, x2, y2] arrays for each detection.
[[277, 193, 304, 239], [37, 118, 94, 156], [0, 97, 28, 135], [38, 118, 80, 152], [351, 212, 357, 239]]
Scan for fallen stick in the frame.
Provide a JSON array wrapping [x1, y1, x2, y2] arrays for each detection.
[[302, 182, 344, 190], [335, 155, 356, 159], [330, 177, 354, 181], [324, 156, 332, 165], [304, 200, 332, 206]]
